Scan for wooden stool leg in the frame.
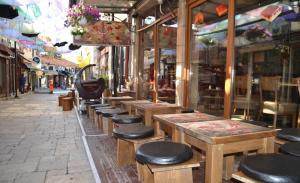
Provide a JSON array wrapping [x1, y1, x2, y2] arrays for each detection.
[[153, 168, 193, 183], [102, 117, 109, 134], [108, 118, 113, 136], [117, 139, 135, 167], [98, 115, 102, 130], [94, 113, 99, 128]]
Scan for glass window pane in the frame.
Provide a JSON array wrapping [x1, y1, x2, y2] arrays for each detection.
[[157, 18, 177, 103], [141, 28, 154, 101], [189, 6, 226, 117]]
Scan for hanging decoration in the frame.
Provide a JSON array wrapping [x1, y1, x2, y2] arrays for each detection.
[[216, 4, 228, 17], [194, 12, 204, 25], [74, 21, 131, 46], [0, 4, 19, 19], [260, 5, 282, 22]]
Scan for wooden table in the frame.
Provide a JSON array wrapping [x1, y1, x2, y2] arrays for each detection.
[[153, 112, 222, 142], [134, 103, 181, 127], [176, 120, 276, 183], [117, 90, 136, 97], [120, 100, 152, 114], [103, 96, 135, 107]]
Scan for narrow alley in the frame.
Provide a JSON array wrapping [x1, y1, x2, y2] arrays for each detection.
[[0, 94, 94, 183]]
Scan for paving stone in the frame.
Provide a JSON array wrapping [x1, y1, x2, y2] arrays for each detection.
[[14, 172, 46, 183], [37, 155, 68, 171], [0, 94, 94, 183], [45, 171, 94, 183]]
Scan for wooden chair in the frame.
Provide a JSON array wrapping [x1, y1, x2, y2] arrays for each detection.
[[233, 75, 260, 120], [260, 76, 298, 128]]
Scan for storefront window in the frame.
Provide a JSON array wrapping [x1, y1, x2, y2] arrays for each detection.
[[188, 6, 226, 116], [232, 3, 300, 128], [157, 18, 177, 103], [189, 1, 300, 127], [141, 28, 154, 100]]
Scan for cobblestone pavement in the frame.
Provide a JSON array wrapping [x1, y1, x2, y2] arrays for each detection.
[[0, 94, 95, 183]]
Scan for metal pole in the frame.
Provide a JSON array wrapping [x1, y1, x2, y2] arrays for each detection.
[[14, 41, 18, 98]]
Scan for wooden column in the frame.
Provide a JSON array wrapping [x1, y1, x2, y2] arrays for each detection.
[[224, 0, 235, 119], [153, 24, 159, 102]]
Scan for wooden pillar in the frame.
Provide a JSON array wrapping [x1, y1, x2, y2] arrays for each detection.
[[224, 0, 235, 119], [153, 24, 159, 102], [176, 0, 187, 106]]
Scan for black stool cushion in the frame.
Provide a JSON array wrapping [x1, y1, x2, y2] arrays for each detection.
[[101, 108, 128, 117], [239, 154, 300, 183], [112, 115, 142, 124], [277, 128, 300, 142], [136, 141, 193, 165], [84, 101, 101, 105], [280, 142, 300, 157], [181, 108, 195, 113], [113, 124, 153, 139], [90, 104, 110, 109], [95, 106, 115, 114]]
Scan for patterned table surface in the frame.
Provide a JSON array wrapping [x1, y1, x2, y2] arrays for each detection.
[[134, 103, 181, 111], [176, 119, 277, 144], [153, 112, 222, 125]]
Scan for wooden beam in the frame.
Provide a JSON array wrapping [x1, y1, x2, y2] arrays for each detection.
[[223, 0, 235, 119]]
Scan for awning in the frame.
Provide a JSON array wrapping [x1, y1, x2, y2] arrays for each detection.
[[0, 43, 14, 58], [59, 70, 71, 76], [44, 70, 58, 75]]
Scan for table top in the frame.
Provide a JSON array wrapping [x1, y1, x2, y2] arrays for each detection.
[[176, 120, 276, 144], [153, 112, 222, 127], [134, 103, 181, 112], [103, 96, 134, 101], [120, 100, 152, 106]]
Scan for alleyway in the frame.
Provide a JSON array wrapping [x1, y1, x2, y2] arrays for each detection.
[[0, 94, 94, 183]]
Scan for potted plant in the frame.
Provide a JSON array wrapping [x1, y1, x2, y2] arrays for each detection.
[[71, 26, 87, 40], [65, 2, 100, 37]]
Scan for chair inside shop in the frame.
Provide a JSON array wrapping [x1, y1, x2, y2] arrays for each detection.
[[259, 76, 298, 128], [233, 75, 260, 120]]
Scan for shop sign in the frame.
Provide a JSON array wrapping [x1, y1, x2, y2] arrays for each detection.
[[74, 21, 131, 46], [32, 56, 40, 64]]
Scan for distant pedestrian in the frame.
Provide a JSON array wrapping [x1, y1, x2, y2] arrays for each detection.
[[19, 74, 26, 94]]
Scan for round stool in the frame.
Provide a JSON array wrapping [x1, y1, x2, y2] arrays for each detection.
[[181, 108, 194, 113], [62, 97, 73, 111], [277, 128, 300, 142], [113, 124, 154, 139], [90, 104, 110, 109], [95, 106, 116, 115], [280, 142, 300, 157], [58, 95, 67, 106], [84, 100, 101, 105], [136, 141, 193, 165], [101, 108, 128, 118], [239, 154, 300, 183], [112, 115, 142, 124]]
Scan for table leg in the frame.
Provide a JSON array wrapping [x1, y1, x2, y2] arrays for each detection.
[[223, 155, 235, 180], [144, 111, 152, 127], [205, 144, 224, 183], [153, 120, 165, 138], [259, 137, 275, 153], [172, 127, 182, 143]]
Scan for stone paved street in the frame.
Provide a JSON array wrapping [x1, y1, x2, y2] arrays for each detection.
[[0, 94, 94, 183]]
